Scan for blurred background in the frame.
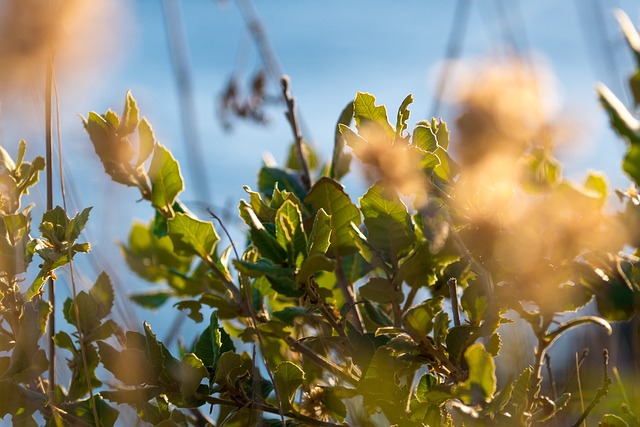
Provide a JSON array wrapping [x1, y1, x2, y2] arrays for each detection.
[[1, 0, 640, 405]]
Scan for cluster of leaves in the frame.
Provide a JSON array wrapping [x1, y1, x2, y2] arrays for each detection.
[[4, 11, 640, 427], [0, 142, 118, 425]]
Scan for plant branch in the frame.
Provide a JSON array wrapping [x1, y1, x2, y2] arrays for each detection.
[[571, 350, 611, 427], [544, 353, 557, 401], [281, 75, 312, 191], [335, 257, 364, 333], [448, 278, 461, 327], [45, 53, 56, 399], [194, 393, 348, 427], [52, 63, 101, 427]]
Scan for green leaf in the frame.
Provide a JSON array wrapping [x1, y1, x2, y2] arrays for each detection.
[[275, 199, 306, 264], [359, 277, 403, 304], [243, 186, 277, 223], [510, 366, 533, 412], [66, 206, 92, 243], [148, 144, 184, 213], [396, 94, 413, 140], [402, 299, 442, 344], [274, 361, 305, 413], [167, 213, 219, 259], [194, 314, 221, 369], [89, 271, 115, 319], [130, 291, 173, 310], [137, 118, 156, 166], [458, 343, 496, 404], [233, 258, 295, 278], [413, 124, 438, 152], [307, 209, 332, 256], [272, 307, 312, 326], [363, 300, 393, 327], [53, 331, 76, 354], [445, 325, 478, 365], [297, 253, 335, 285], [61, 394, 119, 427], [584, 171, 607, 204], [331, 101, 354, 180], [258, 167, 307, 202], [353, 92, 395, 140], [305, 177, 361, 255], [119, 90, 139, 135], [239, 202, 287, 263], [180, 353, 207, 399], [1, 299, 51, 379], [97, 341, 154, 386], [360, 182, 415, 261]]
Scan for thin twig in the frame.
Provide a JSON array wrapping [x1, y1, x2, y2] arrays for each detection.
[[52, 63, 101, 427], [194, 393, 348, 427], [544, 353, 557, 401], [45, 52, 56, 399], [281, 75, 312, 191], [335, 257, 364, 333], [284, 336, 359, 385], [448, 278, 461, 327], [560, 348, 589, 396], [430, 0, 471, 117], [161, 0, 210, 201], [571, 350, 611, 427], [207, 208, 240, 260]]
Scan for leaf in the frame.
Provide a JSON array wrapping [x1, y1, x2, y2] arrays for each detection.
[[274, 361, 305, 413], [61, 394, 119, 427], [510, 366, 533, 412], [168, 213, 219, 259], [137, 118, 156, 166], [119, 90, 139, 135], [243, 186, 277, 223], [413, 124, 438, 152], [275, 199, 306, 264], [194, 313, 222, 369], [1, 299, 51, 379], [458, 343, 496, 405], [89, 271, 115, 319], [353, 92, 395, 140], [396, 94, 413, 140], [363, 300, 393, 327], [402, 299, 442, 344], [239, 202, 287, 263], [258, 167, 307, 202], [97, 342, 155, 386], [296, 253, 335, 285], [130, 291, 173, 310], [307, 209, 332, 256], [305, 177, 361, 255], [445, 325, 478, 365], [53, 331, 76, 354], [331, 100, 354, 180], [233, 258, 295, 278], [272, 307, 312, 326], [180, 354, 207, 399], [148, 144, 184, 213], [360, 182, 416, 261], [66, 206, 92, 243], [359, 277, 403, 304]]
